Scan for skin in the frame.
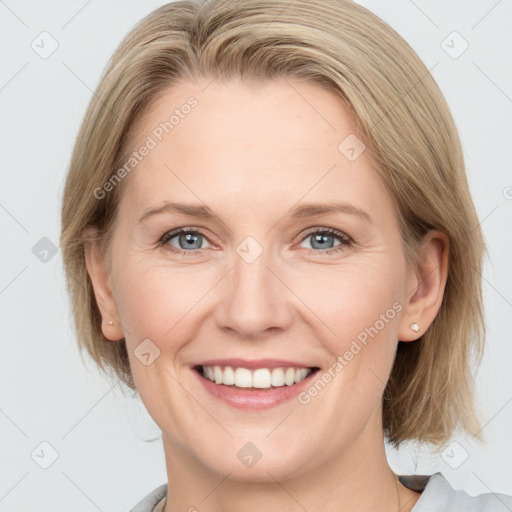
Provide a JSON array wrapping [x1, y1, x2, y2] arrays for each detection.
[[85, 78, 448, 512]]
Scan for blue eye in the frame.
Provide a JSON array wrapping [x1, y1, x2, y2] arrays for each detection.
[[299, 228, 353, 254], [159, 228, 212, 254], [158, 227, 353, 256]]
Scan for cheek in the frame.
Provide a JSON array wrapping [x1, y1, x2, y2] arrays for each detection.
[[293, 259, 404, 417], [291, 256, 403, 348], [110, 263, 208, 415], [293, 266, 403, 424], [113, 260, 213, 340]]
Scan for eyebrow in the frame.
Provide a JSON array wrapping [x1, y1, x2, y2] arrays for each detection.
[[138, 200, 373, 225]]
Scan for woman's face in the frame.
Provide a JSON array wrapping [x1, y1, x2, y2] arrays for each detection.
[[99, 78, 422, 480]]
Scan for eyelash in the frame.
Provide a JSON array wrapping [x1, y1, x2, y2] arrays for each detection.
[[158, 227, 354, 256]]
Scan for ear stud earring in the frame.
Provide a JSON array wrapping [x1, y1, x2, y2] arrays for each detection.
[[108, 320, 114, 325], [410, 322, 420, 332]]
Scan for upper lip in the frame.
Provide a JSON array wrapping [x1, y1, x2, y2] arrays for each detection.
[[193, 358, 319, 370]]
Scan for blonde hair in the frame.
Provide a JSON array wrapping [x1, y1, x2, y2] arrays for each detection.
[[60, 0, 486, 449]]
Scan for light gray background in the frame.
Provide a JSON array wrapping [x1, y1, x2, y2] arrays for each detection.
[[1, 0, 511, 510]]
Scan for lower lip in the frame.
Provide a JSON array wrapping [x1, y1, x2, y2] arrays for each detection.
[[193, 368, 319, 410]]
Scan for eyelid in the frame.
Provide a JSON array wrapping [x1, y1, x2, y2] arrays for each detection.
[[298, 226, 352, 242]]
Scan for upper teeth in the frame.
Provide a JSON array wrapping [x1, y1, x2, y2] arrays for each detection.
[[201, 366, 312, 388]]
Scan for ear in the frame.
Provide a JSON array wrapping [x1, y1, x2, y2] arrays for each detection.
[[398, 230, 449, 342], [83, 227, 124, 341]]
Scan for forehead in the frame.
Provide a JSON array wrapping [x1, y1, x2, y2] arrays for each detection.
[[133, 77, 355, 153], [120, 78, 393, 223]]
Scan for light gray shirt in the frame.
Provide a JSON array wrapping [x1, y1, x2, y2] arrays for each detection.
[[129, 472, 512, 511]]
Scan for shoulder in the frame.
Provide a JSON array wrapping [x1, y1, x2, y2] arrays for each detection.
[[400, 473, 512, 512], [128, 475, 512, 512], [129, 483, 168, 512]]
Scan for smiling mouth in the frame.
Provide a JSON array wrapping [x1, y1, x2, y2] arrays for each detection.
[[194, 365, 320, 389]]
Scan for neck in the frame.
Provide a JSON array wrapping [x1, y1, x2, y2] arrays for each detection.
[[160, 407, 422, 512]]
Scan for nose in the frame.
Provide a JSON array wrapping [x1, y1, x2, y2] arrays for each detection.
[[214, 245, 294, 340]]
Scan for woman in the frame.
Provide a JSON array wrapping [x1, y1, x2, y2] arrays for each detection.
[[59, 0, 512, 511]]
